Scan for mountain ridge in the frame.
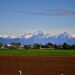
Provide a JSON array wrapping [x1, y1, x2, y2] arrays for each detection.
[[0, 31, 75, 45]]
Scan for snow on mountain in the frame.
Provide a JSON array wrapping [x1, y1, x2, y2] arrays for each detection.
[[49, 32, 75, 45], [32, 31, 50, 38], [20, 33, 33, 39], [0, 31, 75, 45], [20, 31, 50, 39], [57, 32, 75, 38], [71, 35, 75, 38], [0, 34, 18, 38]]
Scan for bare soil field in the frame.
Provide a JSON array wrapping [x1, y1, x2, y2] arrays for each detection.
[[0, 55, 75, 75]]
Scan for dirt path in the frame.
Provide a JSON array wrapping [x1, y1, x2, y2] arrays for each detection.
[[0, 55, 75, 75]]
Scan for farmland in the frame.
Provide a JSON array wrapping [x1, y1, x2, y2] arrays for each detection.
[[0, 49, 75, 75], [0, 49, 75, 55], [0, 55, 75, 75]]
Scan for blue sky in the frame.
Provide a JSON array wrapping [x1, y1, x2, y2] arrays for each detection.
[[0, 0, 75, 35]]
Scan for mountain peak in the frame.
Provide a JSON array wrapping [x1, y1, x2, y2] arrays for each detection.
[[62, 32, 70, 35], [57, 32, 72, 38], [33, 31, 44, 35]]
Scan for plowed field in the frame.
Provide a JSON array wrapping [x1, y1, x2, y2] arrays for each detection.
[[0, 55, 75, 75]]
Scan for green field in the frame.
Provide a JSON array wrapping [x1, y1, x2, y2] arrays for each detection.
[[0, 49, 75, 55]]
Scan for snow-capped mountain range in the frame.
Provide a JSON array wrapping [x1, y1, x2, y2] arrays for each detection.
[[0, 31, 75, 45]]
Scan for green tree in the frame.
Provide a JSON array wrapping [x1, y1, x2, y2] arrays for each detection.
[[0, 43, 3, 48], [54, 44, 58, 49], [45, 43, 54, 48], [24, 45, 31, 49], [4, 44, 8, 48], [10, 42, 21, 49], [33, 43, 40, 49], [71, 45, 75, 49], [47, 43, 54, 46], [63, 43, 70, 49]]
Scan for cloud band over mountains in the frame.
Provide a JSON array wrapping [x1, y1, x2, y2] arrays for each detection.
[[18, 9, 75, 16]]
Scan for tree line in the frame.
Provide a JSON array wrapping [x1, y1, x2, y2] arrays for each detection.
[[0, 42, 75, 49]]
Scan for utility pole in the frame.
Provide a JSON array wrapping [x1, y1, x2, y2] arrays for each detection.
[[60, 73, 64, 75], [18, 64, 22, 75], [19, 70, 22, 75]]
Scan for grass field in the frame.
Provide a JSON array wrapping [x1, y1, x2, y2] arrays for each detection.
[[0, 49, 75, 55]]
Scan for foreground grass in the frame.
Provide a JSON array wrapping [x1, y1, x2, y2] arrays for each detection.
[[0, 49, 75, 55]]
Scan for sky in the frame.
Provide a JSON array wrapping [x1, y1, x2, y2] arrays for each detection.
[[0, 0, 75, 35]]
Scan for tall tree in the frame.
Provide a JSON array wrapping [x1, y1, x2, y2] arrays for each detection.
[[63, 43, 70, 49], [45, 43, 54, 48], [24, 45, 31, 49], [0, 43, 3, 48], [11, 42, 21, 49], [33, 43, 40, 49]]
